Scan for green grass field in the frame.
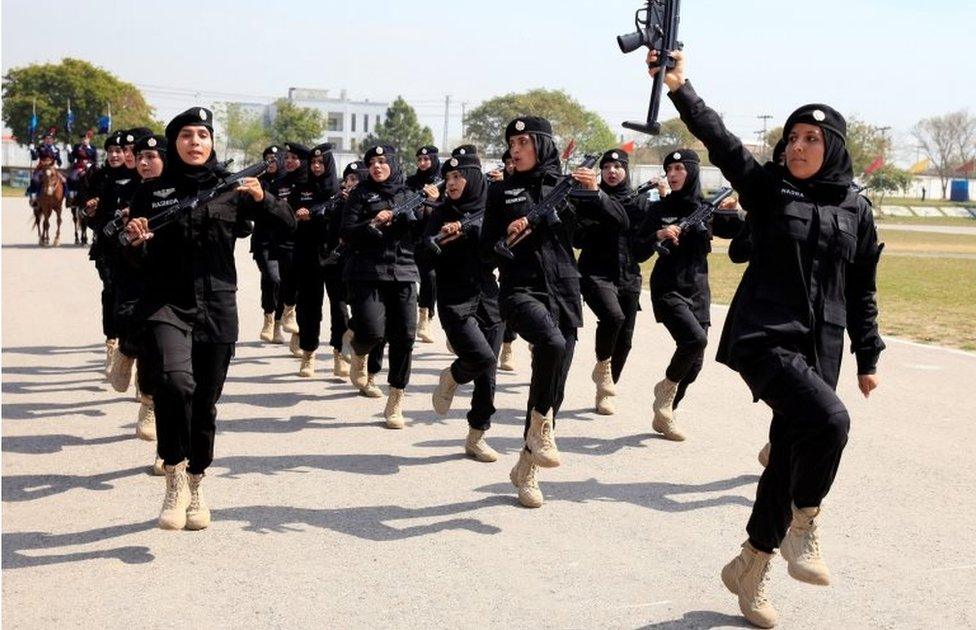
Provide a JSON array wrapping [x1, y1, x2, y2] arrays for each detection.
[[3, 185, 25, 198]]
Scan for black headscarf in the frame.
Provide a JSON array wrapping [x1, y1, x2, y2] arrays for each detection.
[[309, 143, 338, 195], [163, 107, 219, 188], [361, 145, 405, 197], [440, 154, 487, 214], [281, 141, 310, 188], [779, 104, 854, 203], [134, 134, 168, 170], [411, 145, 441, 186], [660, 149, 702, 215], [505, 116, 561, 187], [598, 148, 632, 201]]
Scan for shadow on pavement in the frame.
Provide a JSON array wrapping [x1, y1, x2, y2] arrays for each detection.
[[2, 433, 131, 455], [475, 474, 759, 513], [2, 521, 156, 570], [212, 452, 466, 479], [1, 395, 132, 420], [1, 343, 103, 356], [413, 433, 653, 457], [2, 466, 147, 502], [637, 610, 752, 629]]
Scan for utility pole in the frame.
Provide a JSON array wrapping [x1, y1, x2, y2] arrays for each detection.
[[443, 95, 451, 149], [878, 125, 891, 160], [460, 101, 467, 139], [757, 114, 773, 158]]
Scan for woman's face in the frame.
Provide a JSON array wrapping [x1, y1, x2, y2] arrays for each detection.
[[266, 158, 278, 173], [666, 162, 687, 192], [310, 156, 326, 177], [283, 151, 301, 173], [786, 123, 825, 180], [175, 126, 213, 166], [122, 145, 137, 169], [343, 173, 360, 190], [136, 150, 164, 179], [106, 146, 125, 168], [416, 155, 432, 171], [504, 157, 515, 175], [601, 161, 626, 187], [508, 134, 537, 172], [445, 170, 467, 200], [369, 155, 391, 182]]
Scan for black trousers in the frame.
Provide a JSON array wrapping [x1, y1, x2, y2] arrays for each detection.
[[444, 314, 503, 430], [296, 262, 325, 352], [503, 323, 517, 344], [349, 281, 417, 389], [136, 332, 159, 397], [323, 265, 349, 351], [417, 259, 437, 313], [95, 257, 117, 339], [741, 352, 850, 553], [506, 297, 577, 438], [659, 302, 709, 409], [582, 277, 640, 383], [253, 248, 282, 319], [150, 323, 234, 475], [278, 248, 297, 307]]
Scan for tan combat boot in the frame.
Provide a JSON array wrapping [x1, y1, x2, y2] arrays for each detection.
[[721, 541, 779, 628], [596, 394, 615, 415], [159, 460, 190, 530], [652, 378, 685, 441], [333, 349, 350, 377], [281, 304, 299, 334], [416, 307, 434, 343], [591, 359, 616, 397], [432, 367, 459, 416], [185, 472, 211, 531], [298, 351, 315, 377], [758, 442, 771, 468], [288, 333, 303, 358], [780, 505, 831, 585], [499, 342, 516, 371], [384, 387, 405, 429], [152, 456, 165, 476], [525, 409, 560, 468], [259, 313, 275, 342], [465, 428, 499, 462], [104, 338, 118, 379], [109, 351, 135, 393], [510, 448, 543, 508], [349, 352, 369, 389], [272, 320, 286, 343], [136, 395, 156, 441], [362, 374, 383, 398]]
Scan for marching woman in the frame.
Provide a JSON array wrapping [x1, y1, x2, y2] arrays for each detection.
[[124, 107, 296, 530], [424, 151, 501, 462], [576, 148, 648, 415], [405, 145, 442, 343], [341, 145, 422, 428], [492, 149, 520, 372], [480, 116, 611, 508], [646, 49, 884, 627], [633, 149, 742, 440], [274, 143, 309, 354], [293, 143, 339, 376], [252, 144, 288, 344]]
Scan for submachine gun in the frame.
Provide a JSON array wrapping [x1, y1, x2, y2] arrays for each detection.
[[617, 0, 682, 135], [654, 187, 735, 256]]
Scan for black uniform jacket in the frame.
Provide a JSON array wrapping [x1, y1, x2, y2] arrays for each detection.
[[480, 173, 618, 329], [670, 82, 884, 395], [420, 201, 500, 328], [129, 176, 296, 343], [340, 185, 422, 283], [575, 188, 650, 293], [87, 165, 138, 261]]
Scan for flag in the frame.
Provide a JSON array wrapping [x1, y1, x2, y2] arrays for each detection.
[[909, 158, 930, 174], [864, 155, 884, 175], [65, 99, 75, 136], [561, 138, 577, 161], [27, 99, 38, 140], [619, 140, 636, 153], [98, 114, 111, 134]]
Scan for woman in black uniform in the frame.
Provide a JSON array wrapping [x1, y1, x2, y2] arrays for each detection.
[[646, 49, 884, 627], [274, 143, 308, 354], [490, 149, 520, 372], [124, 107, 295, 531], [481, 116, 612, 508], [293, 143, 339, 376], [254, 144, 285, 343], [576, 148, 648, 415], [405, 145, 442, 344], [424, 151, 501, 462], [341, 145, 422, 428], [634, 149, 741, 440]]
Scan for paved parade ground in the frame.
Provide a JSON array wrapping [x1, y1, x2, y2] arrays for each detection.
[[2, 198, 975, 629]]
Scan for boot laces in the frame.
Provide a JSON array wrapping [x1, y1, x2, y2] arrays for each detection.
[[541, 420, 556, 450], [163, 472, 182, 509], [754, 560, 772, 606], [187, 477, 202, 511]]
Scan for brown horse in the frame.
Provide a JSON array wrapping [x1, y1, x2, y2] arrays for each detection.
[[33, 161, 65, 246]]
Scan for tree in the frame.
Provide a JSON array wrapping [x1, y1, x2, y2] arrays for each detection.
[[464, 89, 615, 157], [360, 96, 434, 163], [913, 111, 970, 199], [269, 98, 325, 146], [865, 165, 912, 207], [843, 117, 891, 176], [643, 117, 700, 163], [2, 58, 160, 145], [216, 102, 271, 164]]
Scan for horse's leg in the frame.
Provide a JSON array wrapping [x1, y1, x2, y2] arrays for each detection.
[[43, 210, 51, 246], [54, 207, 62, 247]]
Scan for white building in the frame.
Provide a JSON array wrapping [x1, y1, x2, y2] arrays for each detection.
[[280, 88, 388, 152]]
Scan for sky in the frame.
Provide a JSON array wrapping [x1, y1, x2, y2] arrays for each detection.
[[3, 0, 974, 164]]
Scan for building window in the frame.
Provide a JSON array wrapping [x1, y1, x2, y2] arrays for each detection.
[[375, 115, 380, 129], [328, 137, 343, 151], [351, 114, 356, 132], [364, 115, 369, 133], [327, 113, 343, 132]]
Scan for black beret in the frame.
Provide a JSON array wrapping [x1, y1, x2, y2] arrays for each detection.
[[502, 149, 512, 161], [122, 127, 153, 146], [504, 116, 553, 141], [165, 107, 214, 142], [134, 134, 167, 153], [600, 149, 630, 168], [415, 145, 439, 157], [363, 145, 396, 163], [310, 143, 333, 159], [663, 149, 701, 169], [283, 142, 311, 160], [343, 161, 365, 179], [451, 144, 478, 157], [441, 153, 482, 177], [262, 145, 281, 158], [784, 104, 847, 142], [104, 132, 124, 150]]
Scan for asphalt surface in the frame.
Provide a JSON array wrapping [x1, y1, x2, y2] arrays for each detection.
[[3, 198, 975, 629]]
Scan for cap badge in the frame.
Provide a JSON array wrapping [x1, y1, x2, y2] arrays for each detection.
[[515, 120, 526, 132], [450, 158, 458, 167], [376, 146, 384, 155], [611, 152, 619, 160], [199, 108, 208, 121], [813, 109, 826, 122], [147, 138, 157, 148], [421, 148, 428, 155], [126, 134, 134, 142], [673, 152, 681, 160]]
